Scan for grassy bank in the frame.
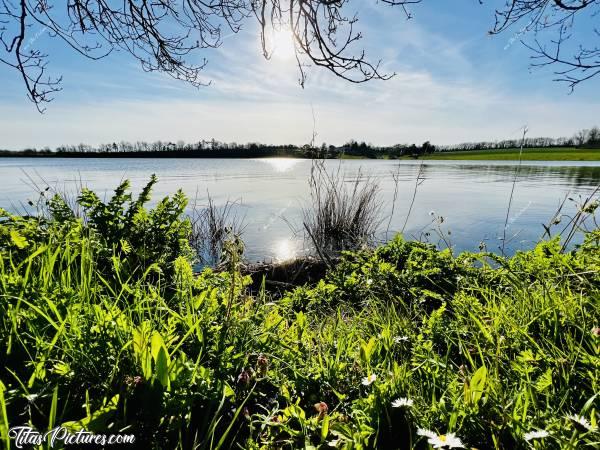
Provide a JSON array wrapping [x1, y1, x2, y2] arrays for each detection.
[[340, 147, 600, 161], [422, 147, 600, 161], [0, 180, 599, 449]]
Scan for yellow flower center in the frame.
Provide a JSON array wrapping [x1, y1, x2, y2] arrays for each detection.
[[440, 435, 447, 442]]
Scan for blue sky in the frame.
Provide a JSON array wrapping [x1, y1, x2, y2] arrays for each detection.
[[0, 0, 599, 149]]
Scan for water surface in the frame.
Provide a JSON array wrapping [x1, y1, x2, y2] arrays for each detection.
[[1, 158, 599, 261]]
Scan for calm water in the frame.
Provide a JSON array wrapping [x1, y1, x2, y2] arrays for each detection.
[[1, 157, 599, 261]]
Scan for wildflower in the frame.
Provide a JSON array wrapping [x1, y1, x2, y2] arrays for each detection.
[[566, 414, 597, 432], [417, 429, 464, 449], [314, 401, 329, 418], [237, 368, 251, 386], [592, 327, 600, 337], [257, 354, 269, 375], [242, 406, 251, 419], [361, 374, 377, 386], [581, 199, 599, 214], [391, 397, 413, 408], [524, 430, 550, 441], [394, 336, 409, 344], [124, 375, 144, 388], [328, 439, 341, 447], [366, 278, 373, 286]]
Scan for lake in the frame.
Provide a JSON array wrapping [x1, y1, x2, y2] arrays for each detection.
[[1, 157, 599, 262]]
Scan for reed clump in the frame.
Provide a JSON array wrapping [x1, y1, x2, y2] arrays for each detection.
[[190, 192, 245, 267], [303, 160, 383, 256]]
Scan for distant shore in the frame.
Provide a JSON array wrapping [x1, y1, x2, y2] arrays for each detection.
[[419, 147, 600, 161], [1, 146, 599, 161]]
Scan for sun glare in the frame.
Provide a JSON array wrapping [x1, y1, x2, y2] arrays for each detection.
[[264, 28, 297, 62], [259, 158, 300, 173], [273, 238, 298, 262]]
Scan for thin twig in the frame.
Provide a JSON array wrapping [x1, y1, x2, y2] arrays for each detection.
[[501, 126, 528, 256], [401, 161, 425, 233]]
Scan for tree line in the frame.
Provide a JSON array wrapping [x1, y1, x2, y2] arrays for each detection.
[[1, 127, 598, 158], [438, 127, 600, 152], [0, 140, 437, 158]]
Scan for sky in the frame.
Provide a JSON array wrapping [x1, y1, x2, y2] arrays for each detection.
[[0, 0, 599, 149]]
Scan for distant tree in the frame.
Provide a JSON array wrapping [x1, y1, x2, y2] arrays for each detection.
[[574, 129, 589, 147], [587, 126, 600, 146], [408, 144, 419, 157], [421, 141, 435, 154]]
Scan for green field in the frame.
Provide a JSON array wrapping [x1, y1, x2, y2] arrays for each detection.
[[423, 147, 600, 161]]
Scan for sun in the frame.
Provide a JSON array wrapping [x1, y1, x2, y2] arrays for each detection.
[[264, 27, 297, 62]]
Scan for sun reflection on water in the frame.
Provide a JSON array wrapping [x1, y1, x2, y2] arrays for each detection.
[[258, 158, 301, 173], [273, 238, 298, 262]]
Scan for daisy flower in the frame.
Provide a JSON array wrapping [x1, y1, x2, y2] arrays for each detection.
[[391, 397, 413, 408], [393, 336, 409, 344], [524, 430, 550, 441], [361, 374, 377, 386], [417, 429, 464, 449], [566, 414, 597, 432]]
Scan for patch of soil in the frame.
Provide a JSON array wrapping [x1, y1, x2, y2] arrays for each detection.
[[241, 257, 334, 294]]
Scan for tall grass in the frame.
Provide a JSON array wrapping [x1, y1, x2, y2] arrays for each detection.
[[303, 160, 383, 256], [189, 192, 246, 267]]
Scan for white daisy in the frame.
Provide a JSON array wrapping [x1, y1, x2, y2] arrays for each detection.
[[417, 429, 464, 449], [393, 336, 409, 344], [391, 397, 413, 408], [361, 374, 377, 386], [366, 278, 373, 286], [566, 414, 597, 432], [524, 430, 550, 441], [417, 428, 438, 439]]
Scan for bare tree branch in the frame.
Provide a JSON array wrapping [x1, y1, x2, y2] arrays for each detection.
[[490, 0, 600, 90], [0, 0, 421, 111]]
